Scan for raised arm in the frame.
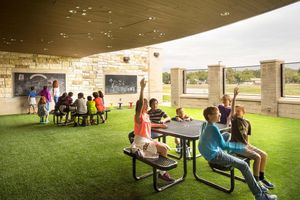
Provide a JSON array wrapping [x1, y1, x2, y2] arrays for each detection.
[[227, 87, 239, 125], [135, 78, 146, 123]]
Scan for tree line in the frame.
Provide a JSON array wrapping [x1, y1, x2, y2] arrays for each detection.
[[162, 67, 300, 84]]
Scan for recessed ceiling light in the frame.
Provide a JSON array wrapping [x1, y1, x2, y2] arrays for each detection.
[[220, 12, 230, 16], [76, 6, 80, 9], [108, 21, 113, 24], [88, 7, 92, 10], [106, 45, 112, 48], [11, 38, 16, 41], [82, 9, 86, 12], [108, 10, 112, 14], [20, 40, 24, 42], [66, 16, 71, 19], [82, 13, 87, 16], [69, 10, 77, 13], [88, 20, 92, 23], [43, 48, 48, 51]]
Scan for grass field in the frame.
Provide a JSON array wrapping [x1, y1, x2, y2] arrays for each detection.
[[1, 107, 300, 200]]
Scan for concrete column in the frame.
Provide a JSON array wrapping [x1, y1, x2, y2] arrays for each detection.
[[260, 59, 283, 116], [208, 64, 224, 106], [171, 68, 184, 107], [148, 47, 162, 103]]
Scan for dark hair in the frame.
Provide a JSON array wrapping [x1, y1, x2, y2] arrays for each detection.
[[98, 90, 104, 98], [203, 106, 218, 121], [43, 86, 47, 90], [61, 92, 67, 98], [78, 92, 84, 99], [68, 92, 73, 97], [149, 98, 158, 107], [87, 96, 92, 101], [53, 80, 59, 88], [30, 86, 34, 90], [39, 96, 47, 104], [93, 92, 99, 98]]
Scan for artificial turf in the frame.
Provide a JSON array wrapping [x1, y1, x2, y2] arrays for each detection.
[[0, 107, 299, 200]]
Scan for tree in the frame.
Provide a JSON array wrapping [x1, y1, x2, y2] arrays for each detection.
[[162, 72, 171, 84]]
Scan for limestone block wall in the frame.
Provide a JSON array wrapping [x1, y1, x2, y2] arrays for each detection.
[[0, 47, 162, 115]]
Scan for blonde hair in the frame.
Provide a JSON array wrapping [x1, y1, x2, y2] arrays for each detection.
[[38, 96, 47, 105], [221, 94, 232, 103], [176, 107, 183, 115], [203, 106, 218, 121], [235, 105, 245, 113]]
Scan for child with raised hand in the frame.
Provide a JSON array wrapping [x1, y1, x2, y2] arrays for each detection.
[[27, 86, 37, 114], [230, 87, 275, 191], [173, 107, 192, 153], [37, 96, 49, 123], [131, 78, 175, 182], [198, 106, 277, 200]]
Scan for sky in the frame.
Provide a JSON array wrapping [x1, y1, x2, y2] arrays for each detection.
[[152, 2, 300, 72]]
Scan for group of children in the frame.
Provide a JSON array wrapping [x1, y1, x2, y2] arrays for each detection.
[[131, 79, 277, 200], [27, 85, 106, 125]]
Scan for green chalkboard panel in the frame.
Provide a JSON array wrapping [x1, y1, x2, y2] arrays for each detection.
[[14, 72, 66, 96]]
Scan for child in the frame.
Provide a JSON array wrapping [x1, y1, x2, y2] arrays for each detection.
[[98, 90, 105, 105], [131, 78, 174, 182], [39, 86, 51, 112], [147, 98, 171, 139], [230, 88, 275, 191], [52, 80, 60, 107], [87, 95, 97, 125], [37, 96, 49, 123], [173, 107, 192, 153], [198, 106, 277, 200], [93, 92, 105, 123], [72, 93, 87, 126], [218, 94, 232, 126], [27, 86, 37, 114]]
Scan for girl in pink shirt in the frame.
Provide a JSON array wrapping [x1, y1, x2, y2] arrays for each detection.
[[132, 78, 174, 182]]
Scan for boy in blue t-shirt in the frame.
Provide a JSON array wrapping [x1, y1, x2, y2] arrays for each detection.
[[198, 106, 277, 200], [27, 86, 37, 114]]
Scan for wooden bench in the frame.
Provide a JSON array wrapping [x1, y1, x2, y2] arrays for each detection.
[[123, 147, 181, 192], [204, 155, 250, 193]]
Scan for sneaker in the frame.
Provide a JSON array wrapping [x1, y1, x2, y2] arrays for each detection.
[[261, 178, 275, 189], [186, 147, 192, 158], [158, 172, 175, 182], [263, 193, 277, 200], [258, 181, 269, 193], [176, 145, 181, 154]]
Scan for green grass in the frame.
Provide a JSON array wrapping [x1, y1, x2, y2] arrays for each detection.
[[1, 107, 300, 200], [163, 95, 171, 102]]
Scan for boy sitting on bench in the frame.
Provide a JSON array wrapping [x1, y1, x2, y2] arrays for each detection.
[[229, 87, 275, 191], [198, 106, 277, 200]]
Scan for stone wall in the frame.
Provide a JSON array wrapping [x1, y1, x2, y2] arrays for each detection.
[[171, 60, 300, 119], [0, 47, 162, 115]]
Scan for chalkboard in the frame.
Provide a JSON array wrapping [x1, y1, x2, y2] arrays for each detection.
[[105, 75, 137, 94], [14, 72, 66, 96]]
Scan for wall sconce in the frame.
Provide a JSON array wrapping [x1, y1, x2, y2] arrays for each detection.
[[123, 56, 130, 63], [153, 52, 160, 58]]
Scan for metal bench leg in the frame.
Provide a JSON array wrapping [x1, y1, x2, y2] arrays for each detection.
[[132, 158, 153, 180], [211, 167, 246, 182], [192, 140, 235, 193]]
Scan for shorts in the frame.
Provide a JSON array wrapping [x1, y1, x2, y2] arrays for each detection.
[[29, 97, 36, 105], [131, 135, 158, 158], [238, 144, 265, 160]]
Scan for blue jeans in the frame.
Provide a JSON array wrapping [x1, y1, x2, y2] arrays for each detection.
[[210, 151, 267, 200], [151, 131, 162, 139]]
